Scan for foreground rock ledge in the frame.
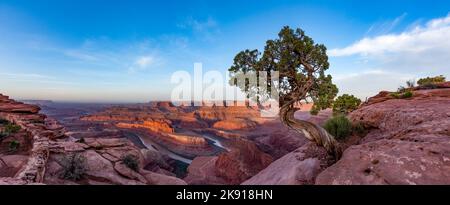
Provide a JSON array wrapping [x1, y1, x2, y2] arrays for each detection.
[[0, 94, 187, 185], [316, 86, 450, 185]]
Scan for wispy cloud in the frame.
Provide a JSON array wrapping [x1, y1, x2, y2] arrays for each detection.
[[365, 13, 407, 36], [32, 37, 167, 74], [0, 72, 78, 85], [178, 16, 220, 42], [128, 54, 164, 73], [136, 56, 155, 68], [63, 50, 99, 61], [0, 72, 52, 80]]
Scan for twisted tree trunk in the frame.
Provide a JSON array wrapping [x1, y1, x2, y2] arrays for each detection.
[[280, 104, 342, 159]]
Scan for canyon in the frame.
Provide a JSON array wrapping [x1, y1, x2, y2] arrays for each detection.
[[0, 82, 449, 185]]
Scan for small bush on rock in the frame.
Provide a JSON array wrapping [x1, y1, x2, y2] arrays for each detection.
[[417, 75, 446, 86], [332, 94, 361, 115], [324, 115, 353, 140], [401, 91, 413, 99], [352, 122, 367, 137], [406, 80, 416, 88], [122, 154, 139, 171], [0, 122, 21, 141], [390, 90, 413, 99], [8, 140, 20, 152], [60, 153, 87, 181], [4, 123, 21, 134]]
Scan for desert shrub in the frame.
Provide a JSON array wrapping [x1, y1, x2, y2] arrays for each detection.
[[390, 90, 413, 99], [9, 140, 20, 152], [398, 79, 416, 93], [332, 94, 361, 115], [59, 153, 87, 181], [309, 109, 319, 115], [397, 86, 407, 93], [391, 91, 413, 99], [4, 123, 21, 134], [323, 115, 353, 140], [352, 122, 367, 137], [0, 122, 21, 141], [417, 75, 446, 86], [406, 80, 416, 88], [401, 91, 413, 99], [390, 92, 400, 98], [122, 154, 139, 171]]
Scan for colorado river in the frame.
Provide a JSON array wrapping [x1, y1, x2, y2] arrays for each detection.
[[202, 134, 230, 151]]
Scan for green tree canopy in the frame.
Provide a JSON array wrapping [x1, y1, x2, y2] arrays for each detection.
[[332, 94, 362, 115]]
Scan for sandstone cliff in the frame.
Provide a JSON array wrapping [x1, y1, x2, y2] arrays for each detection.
[[316, 86, 450, 185], [185, 139, 273, 185], [116, 120, 174, 133], [243, 84, 450, 185]]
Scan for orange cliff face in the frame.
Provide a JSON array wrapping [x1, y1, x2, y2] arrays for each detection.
[[212, 118, 257, 131], [164, 133, 208, 147], [194, 106, 261, 122], [116, 119, 174, 133]]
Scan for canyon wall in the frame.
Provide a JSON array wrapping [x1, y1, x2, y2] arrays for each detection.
[[0, 94, 65, 184], [116, 120, 174, 133]]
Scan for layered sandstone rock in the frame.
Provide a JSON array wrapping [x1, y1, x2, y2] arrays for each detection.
[[163, 133, 208, 147], [0, 95, 40, 114], [316, 86, 450, 185], [212, 118, 257, 131], [243, 142, 332, 185], [116, 119, 174, 133], [176, 116, 209, 129], [45, 138, 186, 185], [184, 140, 274, 185], [183, 156, 227, 185], [0, 94, 65, 183], [194, 106, 260, 122], [214, 139, 273, 184]]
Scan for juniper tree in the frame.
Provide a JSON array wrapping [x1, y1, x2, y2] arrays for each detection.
[[229, 26, 341, 158]]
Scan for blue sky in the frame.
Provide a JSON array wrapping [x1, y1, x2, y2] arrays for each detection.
[[0, 0, 449, 102]]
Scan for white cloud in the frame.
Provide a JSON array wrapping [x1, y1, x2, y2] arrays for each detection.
[[330, 13, 450, 57], [128, 54, 164, 73], [136, 55, 155, 68], [329, 13, 450, 99]]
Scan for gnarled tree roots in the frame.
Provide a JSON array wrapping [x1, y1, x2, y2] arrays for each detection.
[[280, 106, 342, 159]]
